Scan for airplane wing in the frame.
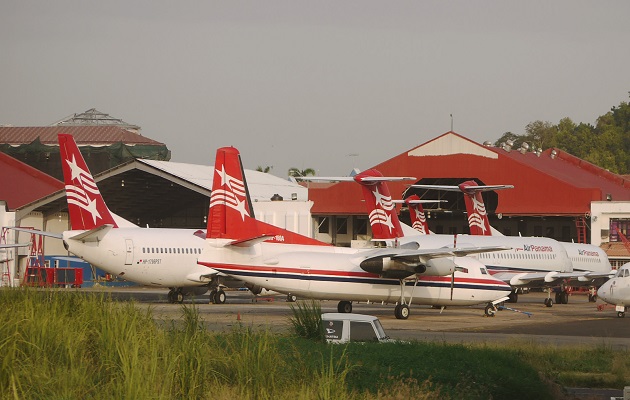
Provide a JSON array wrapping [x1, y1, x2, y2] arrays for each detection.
[[492, 271, 581, 287], [359, 245, 511, 279], [8, 227, 63, 240], [67, 225, 114, 242], [0, 243, 30, 249]]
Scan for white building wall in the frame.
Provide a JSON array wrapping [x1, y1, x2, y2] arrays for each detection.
[[252, 200, 314, 238], [590, 201, 630, 246]]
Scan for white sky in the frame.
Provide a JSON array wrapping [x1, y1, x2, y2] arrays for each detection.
[[2, 1, 629, 176]]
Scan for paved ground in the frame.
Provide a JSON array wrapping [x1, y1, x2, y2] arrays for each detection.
[[90, 286, 630, 349]]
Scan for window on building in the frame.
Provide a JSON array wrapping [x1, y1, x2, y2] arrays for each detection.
[[336, 217, 348, 235], [318, 217, 329, 234]]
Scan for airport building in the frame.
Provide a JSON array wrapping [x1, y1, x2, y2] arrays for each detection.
[[307, 132, 630, 267]]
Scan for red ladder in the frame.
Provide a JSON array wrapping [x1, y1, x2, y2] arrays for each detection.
[[575, 216, 587, 244]]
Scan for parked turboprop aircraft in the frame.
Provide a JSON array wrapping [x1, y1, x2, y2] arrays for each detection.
[[411, 180, 613, 303], [198, 147, 512, 319], [597, 263, 630, 317], [313, 172, 596, 307]]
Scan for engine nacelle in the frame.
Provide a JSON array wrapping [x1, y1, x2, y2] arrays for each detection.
[[359, 257, 419, 279], [424, 258, 456, 276], [244, 283, 263, 295]]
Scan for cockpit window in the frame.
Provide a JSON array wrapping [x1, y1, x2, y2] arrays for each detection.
[[617, 268, 630, 278], [480, 267, 488, 275]]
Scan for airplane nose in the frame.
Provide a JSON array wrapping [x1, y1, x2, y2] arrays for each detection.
[[598, 280, 613, 302]]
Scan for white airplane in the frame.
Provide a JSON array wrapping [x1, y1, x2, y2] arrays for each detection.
[[52, 134, 317, 303], [198, 147, 513, 319], [597, 263, 630, 318], [409, 180, 613, 304]]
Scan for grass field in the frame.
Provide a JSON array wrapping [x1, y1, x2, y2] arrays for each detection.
[[1, 289, 628, 399]]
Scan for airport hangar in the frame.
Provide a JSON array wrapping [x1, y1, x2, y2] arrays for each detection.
[[307, 131, 630, 268]]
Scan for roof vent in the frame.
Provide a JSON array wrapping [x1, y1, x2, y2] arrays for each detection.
[[550, 149, 557, 160], [501, 140, 513, 152], [271, 193, 283, 201], [535, 148, 542, 157], [483, 141, 493, 147], [519, 142, 529, 154]]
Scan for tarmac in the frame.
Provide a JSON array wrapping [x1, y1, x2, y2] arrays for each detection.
[[91, 286, 630, 350]]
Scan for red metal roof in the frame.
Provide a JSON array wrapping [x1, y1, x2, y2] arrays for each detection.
[[0, 152, 63, 210], [0, 126, 164, 146], [309, 131, 630, 216]]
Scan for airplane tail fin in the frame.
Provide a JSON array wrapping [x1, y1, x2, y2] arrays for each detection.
[[207, 147, 328, 246], [404, 195, 430, 235], [58, 134, 118, 230], [353, 169, 405, 240], [458, 181, 492, 236]]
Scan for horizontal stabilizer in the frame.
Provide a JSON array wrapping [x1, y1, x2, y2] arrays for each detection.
[[68, 225, 114, 242], [9, 227, 63, 240], [227, 234, 278, 247], [410, 184, 514, 193], [0, 243, 30, 249]]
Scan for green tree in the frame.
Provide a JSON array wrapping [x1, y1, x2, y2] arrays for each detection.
[[288, 167, 316, 178], [256, 165, 273, 173]]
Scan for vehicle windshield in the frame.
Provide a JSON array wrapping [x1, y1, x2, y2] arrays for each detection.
[[373, 320, 389, 340]]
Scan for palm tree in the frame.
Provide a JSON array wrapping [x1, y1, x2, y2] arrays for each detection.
[[288, 167, 316, 179], [256, 165, 273, 173]]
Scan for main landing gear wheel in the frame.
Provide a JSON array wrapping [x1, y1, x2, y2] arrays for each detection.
[[544, 298, 554, 307], [618, 310, 626, 318], [588, 294, 597, 302], [485, 303, 497, 317], [286, 294, 297, 302], [507, 291, 518, 303], [212, 289, 226, 304], [338, 301, 352, 313], [394, 304, 410, 320]]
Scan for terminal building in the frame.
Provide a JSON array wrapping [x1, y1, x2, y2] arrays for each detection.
[[2, 112, 630, 287]]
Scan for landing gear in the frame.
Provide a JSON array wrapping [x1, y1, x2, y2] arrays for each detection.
[[554, 290, 569, 305], [617, 311, 625, 318], [337, 301, 352, 313], [507, 290, 518, 303], [588, 294, 597, 302], [484, 302, 497, 317], [168, 289, 184, 304], [394, 304, 410, 320], [543, 297, 554, 307], [286, 294, 297, 302], [393, 277, 417, 320], [210, 289, 226, 304]]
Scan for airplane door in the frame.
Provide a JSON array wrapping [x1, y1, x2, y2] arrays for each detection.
[[124, 239, 134, 265]]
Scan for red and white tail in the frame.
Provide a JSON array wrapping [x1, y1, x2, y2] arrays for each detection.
[[458, 181, 492, 236], [58, 134, 118, 230], [353, 169, 405, 240], [206, 147, 328, 246], [405, 195, 430, 235], [410, 181, 512, 236]]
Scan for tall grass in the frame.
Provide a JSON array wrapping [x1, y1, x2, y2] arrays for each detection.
[[1, 288, 628, 399], [288, 299, 323, 340]]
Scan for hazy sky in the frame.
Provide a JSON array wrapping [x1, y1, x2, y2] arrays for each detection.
[[2, 1, 629, 176]]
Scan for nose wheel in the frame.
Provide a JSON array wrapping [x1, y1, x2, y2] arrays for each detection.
[[394, 304, 410, 319]]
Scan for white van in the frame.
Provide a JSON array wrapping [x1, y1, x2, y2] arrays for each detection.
[[322, 313, 391, 343]]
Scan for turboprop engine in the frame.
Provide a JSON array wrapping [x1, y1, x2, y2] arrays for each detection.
[[360, 256, 456, 279]]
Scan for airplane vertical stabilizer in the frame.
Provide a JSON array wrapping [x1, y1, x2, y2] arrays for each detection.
[[354, 169, 405, 240], [58, 134, 118, 230], [207, 147, 329, 246], [459, 180, 493, 236], [405, 195, 430, 235]]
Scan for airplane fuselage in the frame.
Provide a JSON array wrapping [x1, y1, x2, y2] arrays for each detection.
[[199, 240, 511, 306], [63, 228, 214, 288]]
